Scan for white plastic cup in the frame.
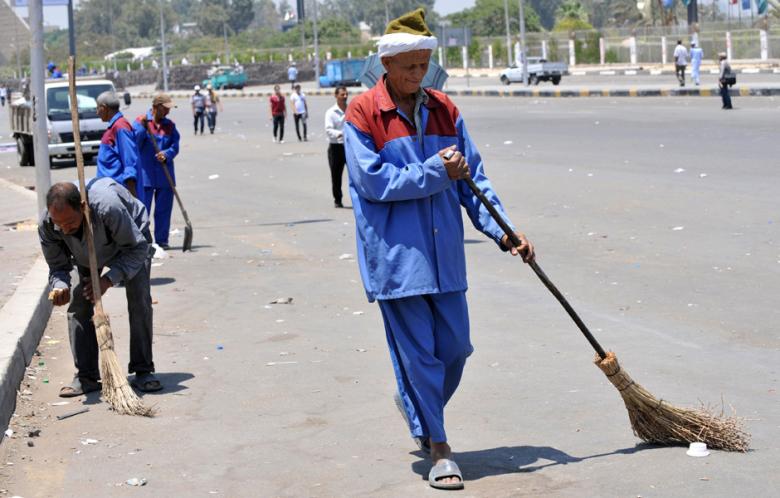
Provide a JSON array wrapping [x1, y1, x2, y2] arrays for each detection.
[[686, 442, 710, 457]]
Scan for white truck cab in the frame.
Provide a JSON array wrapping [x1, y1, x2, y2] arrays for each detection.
[[10, 77, 130, 167]]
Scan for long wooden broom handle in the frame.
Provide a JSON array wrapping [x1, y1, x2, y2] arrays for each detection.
[[141, 120, 189, 218], [463, 175, 608, 360], [68, 57, 105, 315]]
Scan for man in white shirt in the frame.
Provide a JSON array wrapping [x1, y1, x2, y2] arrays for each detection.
[[673, 40, 689, 87], [287, 63, 298, 90], [324, 86, 348, 208], [290, 84, 308, 141]]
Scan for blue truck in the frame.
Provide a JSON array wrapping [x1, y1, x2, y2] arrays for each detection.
[[318, 59, 365, 88]]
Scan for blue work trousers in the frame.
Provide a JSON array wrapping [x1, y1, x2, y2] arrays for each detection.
[[143, 187, 174, 246], [378, 291, 473, 443]]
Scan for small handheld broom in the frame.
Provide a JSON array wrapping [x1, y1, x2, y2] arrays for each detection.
[[463, 175, 749, 451], [68, 57, 154, 416]]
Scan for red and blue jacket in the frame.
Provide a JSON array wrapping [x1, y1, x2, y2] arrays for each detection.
[[132, 110, 180, 189], [97, 112, 139, 190], [344, 76, 514, 302]]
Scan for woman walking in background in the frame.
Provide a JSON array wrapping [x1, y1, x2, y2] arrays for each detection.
[[206, 84, 223, 134]]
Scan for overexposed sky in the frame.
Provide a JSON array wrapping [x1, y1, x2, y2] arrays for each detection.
[[435, 0, 476, 16]]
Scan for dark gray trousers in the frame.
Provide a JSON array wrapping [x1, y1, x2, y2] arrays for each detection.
[[67, 256, 154, 380]]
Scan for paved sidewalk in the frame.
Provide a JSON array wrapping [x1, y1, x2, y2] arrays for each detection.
[[0, 178, 52, 437], [0, 178, 41, 310]]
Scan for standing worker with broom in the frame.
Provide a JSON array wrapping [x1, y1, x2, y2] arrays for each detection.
[[133, 93, 181, 250], [39, 179, 163, 396], [344, 9, 534, 490]]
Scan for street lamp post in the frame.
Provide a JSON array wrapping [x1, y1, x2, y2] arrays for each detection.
[[29, 0, 51, 214], [503, 0, 512, 66], [159, 0, 168, 91], [518, 0, 528, 85], [313, 0, 320, 86], [67, 0, 76, 57]]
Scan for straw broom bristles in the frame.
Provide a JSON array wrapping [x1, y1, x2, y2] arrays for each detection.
[[595, 351, 749, 452], [95, 313, 155, 417]]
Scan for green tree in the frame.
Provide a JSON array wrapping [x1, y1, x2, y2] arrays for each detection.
[[197, 0, 229, 37], [171, 0, 199, 21], [585, 0, 642, 28], [553, 1, 594, 31], [251, 0, 280, 29], [528, 0, 564, 30], [447, 0, 541, 37], [320, 0, 436, 35], [228, 0, 256, 33]]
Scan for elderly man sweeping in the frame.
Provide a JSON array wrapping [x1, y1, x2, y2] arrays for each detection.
[[39, 179, 162, 396], [344, 9, 534, 490]]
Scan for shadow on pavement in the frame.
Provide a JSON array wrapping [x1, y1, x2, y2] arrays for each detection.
[[150, 277, 176, 286], [410, 443, 660, 481], [137, 371, 194, 395], [198, 219, 333, 229]]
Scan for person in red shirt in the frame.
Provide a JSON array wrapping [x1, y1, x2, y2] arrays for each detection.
[[269, 85, 286, 143]]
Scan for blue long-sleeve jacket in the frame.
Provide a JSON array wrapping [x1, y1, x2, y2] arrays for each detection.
[[132, 110, 180, 188], [97, 112, 138, 187], [344, 77, 514, 302]]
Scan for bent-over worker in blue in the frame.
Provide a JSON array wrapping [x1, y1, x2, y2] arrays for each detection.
[[95, 91, 141, 203], [133, 93, 181, 249], [344, 9, 535, 491]]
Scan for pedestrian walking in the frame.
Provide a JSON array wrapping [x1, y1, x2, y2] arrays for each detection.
[[95, 91, 141, 202], [40, 179, 161, 397], [191, 85, 207, 135], [719, 53, 734, 110], [290, 84, 308, 141], [206, 84, 222, 134], [324, 86, 348, 208], [269, 84, 286, 143], [287, 62, 298, 89], [343, 9, 534, 491], [673, 40, 688, 87], [133, 93, 181, 249], [690, 42, 703, 86], [0, 85, 6, 107]]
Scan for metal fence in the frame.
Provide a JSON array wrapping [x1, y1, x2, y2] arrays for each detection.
[[467, 28, 780, 68]]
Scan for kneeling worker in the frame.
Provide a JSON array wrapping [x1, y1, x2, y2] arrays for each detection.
[[39, 179, 162, 396]]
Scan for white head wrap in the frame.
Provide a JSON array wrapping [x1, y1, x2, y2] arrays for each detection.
[[377, 32, 438, 58]]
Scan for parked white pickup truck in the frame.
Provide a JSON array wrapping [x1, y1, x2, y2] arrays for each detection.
[[499, 58, 569, 86], [9, 77, 130, 167]]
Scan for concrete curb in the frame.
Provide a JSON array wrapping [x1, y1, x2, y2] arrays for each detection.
[[0, 178, 52, 436], [0, 257, 52, 435], [133, 86, 780, 100]]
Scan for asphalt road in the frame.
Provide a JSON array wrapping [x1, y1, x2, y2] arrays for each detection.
[[0, 95, 778, 497]]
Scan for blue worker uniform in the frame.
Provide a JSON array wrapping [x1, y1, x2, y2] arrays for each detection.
[[344, 77, 514, 443], [97, 112, 142, 204], [132, 110, 180, 246]]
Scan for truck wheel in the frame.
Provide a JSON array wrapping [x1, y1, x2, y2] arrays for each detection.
[[17, 137, 33, 166], [552, 77, 561, 85], [530, 75, 539, 85], [500, 75, 510, 86]]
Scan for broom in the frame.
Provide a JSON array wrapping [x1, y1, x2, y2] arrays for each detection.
[[68, 57, 154, 416], [463, 175, 749, 451]]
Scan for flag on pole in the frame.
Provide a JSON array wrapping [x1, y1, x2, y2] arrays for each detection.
[[742, 0, 751, 9], [756, 0, 768, 14]]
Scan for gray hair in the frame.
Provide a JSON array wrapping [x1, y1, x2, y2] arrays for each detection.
[[46, 182, 81, 211], [96, 91, 120, 111]]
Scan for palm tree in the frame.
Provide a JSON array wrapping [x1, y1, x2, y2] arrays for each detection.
[[555, 0, 589, 23]]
